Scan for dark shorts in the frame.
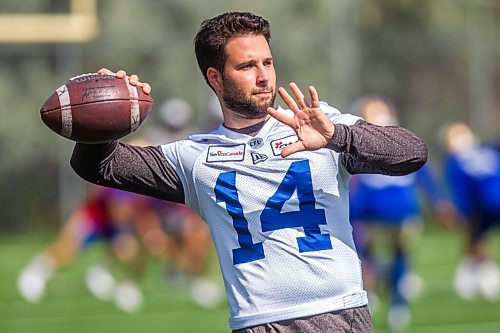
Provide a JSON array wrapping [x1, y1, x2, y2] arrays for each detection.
[[469, 215, 500, 240], [232, 306, 373, 333]]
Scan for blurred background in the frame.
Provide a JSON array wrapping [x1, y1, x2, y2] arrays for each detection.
[[0, 1, 499, 332]]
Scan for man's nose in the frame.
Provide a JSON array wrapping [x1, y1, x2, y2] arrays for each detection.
[[256, 64, 269, 85]]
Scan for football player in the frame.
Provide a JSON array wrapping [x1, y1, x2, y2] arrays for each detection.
[[348, 95, 454, 330], [17, 185, 151, 312], [441, 122, 500, 301], [70, 12, 428, 332]]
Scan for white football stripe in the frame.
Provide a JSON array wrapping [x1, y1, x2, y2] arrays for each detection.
[[56, 84, 73, 138], [125, 78, 141, 133]]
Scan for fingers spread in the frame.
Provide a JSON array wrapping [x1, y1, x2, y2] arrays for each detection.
[[279, 83, 319, 114], [308, 86, 320, 108], [267, 107, 295, 127], [278, 86, 301, 114], [281, 141, 305, 158], [289, 82, 309, 110]]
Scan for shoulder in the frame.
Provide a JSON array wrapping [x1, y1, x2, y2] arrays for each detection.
[[319, 102, 362, 125], [160, 130, 240, 167], [160, 138, 208, 168]]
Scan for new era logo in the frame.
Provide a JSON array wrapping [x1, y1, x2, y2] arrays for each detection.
[[251, 152, 268, 165]]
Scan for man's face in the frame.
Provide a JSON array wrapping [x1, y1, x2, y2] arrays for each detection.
[[221, 35, 276, 119]]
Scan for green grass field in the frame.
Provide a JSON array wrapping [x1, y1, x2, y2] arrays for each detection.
[[1, 226, 499, 333]]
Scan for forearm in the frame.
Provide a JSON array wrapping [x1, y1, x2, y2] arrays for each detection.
[[327, 120, 428, 175], [70, 141, 185, 203]]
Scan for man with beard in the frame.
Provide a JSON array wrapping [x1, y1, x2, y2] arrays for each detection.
[[71, 12, 427, 333]]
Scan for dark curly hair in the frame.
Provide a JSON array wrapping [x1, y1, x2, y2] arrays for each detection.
[[194, 12, 271, 88]]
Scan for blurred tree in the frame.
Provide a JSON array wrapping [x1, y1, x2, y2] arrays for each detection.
[[0, 0, 498, 231]]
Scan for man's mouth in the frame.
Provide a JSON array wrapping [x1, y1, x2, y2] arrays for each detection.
[[253, 91, 272, 97]]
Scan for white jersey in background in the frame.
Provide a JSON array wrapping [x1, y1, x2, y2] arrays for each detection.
[[161, 103, 367, 329]]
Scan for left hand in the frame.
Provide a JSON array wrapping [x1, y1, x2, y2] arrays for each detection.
[[267, 83, 335, 157]]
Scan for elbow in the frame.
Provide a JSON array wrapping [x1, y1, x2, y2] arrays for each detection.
[[70, 156, 94, 184], [409, 140, 429, 173], [70, 154, 85, 179], [389, 138, 428, 176], [70, 148, 101, 185], [69, 141, 117, 185]]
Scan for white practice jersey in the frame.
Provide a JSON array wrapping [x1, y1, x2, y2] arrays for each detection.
[[161, 103, 367, 329]]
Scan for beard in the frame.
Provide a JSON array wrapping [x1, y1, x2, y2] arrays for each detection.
[[222, 75, 275, 120]]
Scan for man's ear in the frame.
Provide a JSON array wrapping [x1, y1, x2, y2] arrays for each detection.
[[207, 67, 223, 92]]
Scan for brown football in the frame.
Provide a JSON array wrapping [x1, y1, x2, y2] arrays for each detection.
[[40, 73, 154, 143]]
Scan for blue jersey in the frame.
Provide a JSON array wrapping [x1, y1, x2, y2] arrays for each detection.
[[349, 162, 444, 225], [444, 145, 500, 221]]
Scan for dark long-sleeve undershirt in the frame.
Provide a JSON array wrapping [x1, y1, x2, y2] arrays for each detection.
[[329, 121, 428, 175], [71, 120, 427, 205]]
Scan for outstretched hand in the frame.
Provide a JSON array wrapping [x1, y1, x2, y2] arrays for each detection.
[[266, 83, 334, 158], [98, 68, 152, 95]]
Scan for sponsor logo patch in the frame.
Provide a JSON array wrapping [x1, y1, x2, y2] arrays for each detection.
[[270, 135, 298, 156], [247, 137, 264, 149], [207, 144, 245, 162], [250, 152, 268, 165]]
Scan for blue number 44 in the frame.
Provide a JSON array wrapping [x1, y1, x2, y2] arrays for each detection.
[[214, 160, 332, 265]]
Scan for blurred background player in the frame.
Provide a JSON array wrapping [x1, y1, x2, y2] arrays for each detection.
[[146, 97, 196, 145], [17, 184, 154, 312], [146, 95, 224, 145], [17, 182, 222, 311], [18, 135, 222, 312], [349, 95, 454, 330], [143, 99, 223, 307], [440, 122, 500, 301], [147, 197, 221, 308]]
